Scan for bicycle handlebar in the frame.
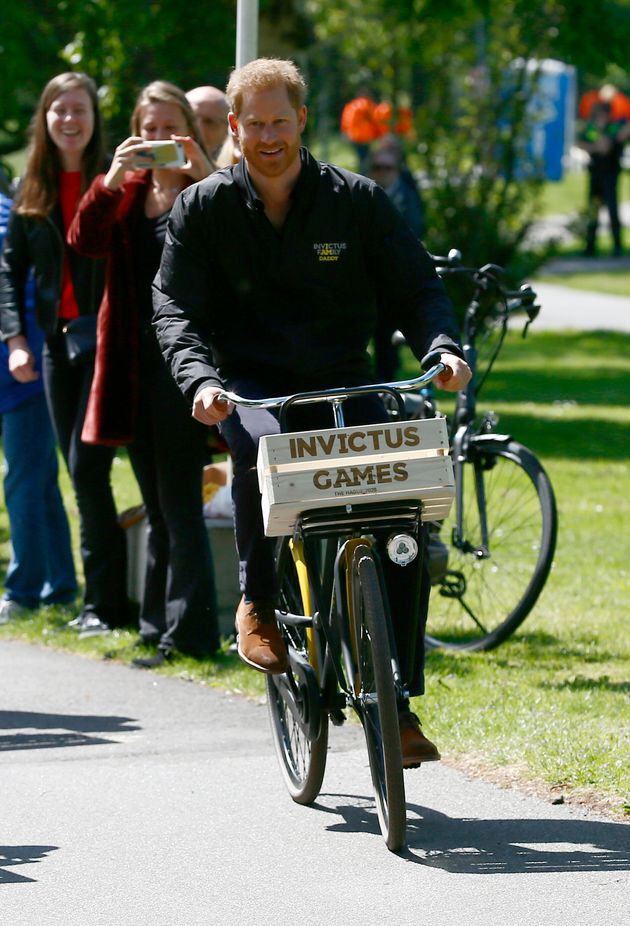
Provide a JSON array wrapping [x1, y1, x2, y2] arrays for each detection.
[[429, 251, 540, 321], [217, 363, 447, 410]]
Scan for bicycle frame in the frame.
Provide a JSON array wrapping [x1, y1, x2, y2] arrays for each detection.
[[221, 364, 447, 701], [288, 498, 424, 710], [429, 259, 539, 557]]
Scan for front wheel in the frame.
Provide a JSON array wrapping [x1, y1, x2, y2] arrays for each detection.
[[266, 538, 329, 804], [351, 547, 406, 852], [426, 439, 557, 651]]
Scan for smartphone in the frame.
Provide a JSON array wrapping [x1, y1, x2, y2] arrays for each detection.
[[134, 140, 186, 169]]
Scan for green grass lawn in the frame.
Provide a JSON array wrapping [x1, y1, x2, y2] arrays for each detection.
[[538, 169, 630, 218], [409, 331, 630, 816], [538, 170, 589, 216], [1, 331, 629, 817], [537, 269, 630, 297]]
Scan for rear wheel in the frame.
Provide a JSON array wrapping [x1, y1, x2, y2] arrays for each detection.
[[426, 439, 557, 651], [351, 547, 406, 852], [266, 539, 328, 804]]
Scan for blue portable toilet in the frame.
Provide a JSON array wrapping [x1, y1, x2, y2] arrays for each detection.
[[528, 59, 576, 180], [520, 59, 577, 181]]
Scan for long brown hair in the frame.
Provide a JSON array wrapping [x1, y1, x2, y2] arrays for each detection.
[[16, 72, 105, 218], [130, 80, 203, 149]]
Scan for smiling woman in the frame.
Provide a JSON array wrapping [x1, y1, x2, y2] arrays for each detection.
[[67, 80, 221, 666], [45, 90, 95, 170], [0, 73, 129, 635]]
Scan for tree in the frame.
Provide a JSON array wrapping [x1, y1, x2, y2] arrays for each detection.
[[0, 0, 309, 157], [304, 0, 630, 278]]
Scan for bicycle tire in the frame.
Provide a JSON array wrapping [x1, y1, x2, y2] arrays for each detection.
[[266, 538, 329, 805], [426, 438, 557, 651], [351, 547, 406, 852]]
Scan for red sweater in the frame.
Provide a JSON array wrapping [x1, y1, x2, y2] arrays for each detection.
[[68, 171, 191, 445]]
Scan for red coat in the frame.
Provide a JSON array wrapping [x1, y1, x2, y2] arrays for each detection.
[[68, 171, 190, 446]]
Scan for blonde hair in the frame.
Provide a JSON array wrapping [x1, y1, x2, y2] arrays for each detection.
[[214, 134, 241, 168], [17, 72, 104, 218], [131, 80, 202, 146], [226, 58, 306, 116]]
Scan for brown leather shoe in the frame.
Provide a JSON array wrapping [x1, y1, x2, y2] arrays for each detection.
[[235, 596, 289, 675], [398, 710, 441, 768]]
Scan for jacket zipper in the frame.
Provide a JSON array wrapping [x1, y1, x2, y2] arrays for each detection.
[[45, 215, 64, 320]]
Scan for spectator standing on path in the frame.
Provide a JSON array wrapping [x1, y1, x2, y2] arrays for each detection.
[[153, 58, 471, 766], [69, 81, 220, 668], [577, 100, 627, 257], [368, 137, 426, 381], [0, 72, 127, 638], [0, 190, 77, 624], [186, 86, 229, 162]]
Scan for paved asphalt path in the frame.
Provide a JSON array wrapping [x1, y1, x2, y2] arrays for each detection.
[[1, 641, 628, 926], [532, 281, 630, 333]]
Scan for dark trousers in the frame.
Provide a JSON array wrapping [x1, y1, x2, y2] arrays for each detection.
[[587, 169, 622, 254], [43, 330, 128, 626], [127, 331, 219, 655], [219, 373, 430, 694]]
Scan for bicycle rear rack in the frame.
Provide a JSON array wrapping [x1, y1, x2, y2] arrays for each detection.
[[295, 499, 422, 540]]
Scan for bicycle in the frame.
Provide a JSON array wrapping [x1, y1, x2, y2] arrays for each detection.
[[395, 251, 558, 652], [219, 363, 452, 852]]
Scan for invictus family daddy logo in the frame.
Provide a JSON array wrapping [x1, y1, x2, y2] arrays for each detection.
[[313, 241, 347, 262]]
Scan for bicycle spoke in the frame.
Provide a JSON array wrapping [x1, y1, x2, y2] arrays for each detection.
[[266, 538, 329, 804], [427, 442, 556, 650]]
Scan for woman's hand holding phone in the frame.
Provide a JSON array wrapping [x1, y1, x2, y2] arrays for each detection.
[[103, 136, 150, 191], [104, 135, 214, 191], [169, 135, 214, 181]]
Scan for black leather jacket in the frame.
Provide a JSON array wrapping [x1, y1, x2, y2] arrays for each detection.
[[153, 148, 463, 404], [0, 203, 105, 341]]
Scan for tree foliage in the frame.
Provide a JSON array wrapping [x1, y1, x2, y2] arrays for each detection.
[[2, 0, 630, 276], [304, 0, 630, 276], [0, 0, 239, 156]]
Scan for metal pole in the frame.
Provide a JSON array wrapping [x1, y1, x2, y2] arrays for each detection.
[[236, 0, 259, 68]]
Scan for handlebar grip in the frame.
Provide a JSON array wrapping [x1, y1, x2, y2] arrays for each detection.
[[421, 349, 444, 371]]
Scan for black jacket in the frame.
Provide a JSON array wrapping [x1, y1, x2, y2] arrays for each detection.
[[0, 202, 105, 340], [153, 148, 463, 402]]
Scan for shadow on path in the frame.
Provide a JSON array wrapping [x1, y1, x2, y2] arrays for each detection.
[[0, 710, 140, 752], [0, 845, 59, 885], [314, 793, 630, 872]]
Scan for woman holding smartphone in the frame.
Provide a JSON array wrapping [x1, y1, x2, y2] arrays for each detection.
[[69, 81, 220, 665], [0, 72, 127, 636]]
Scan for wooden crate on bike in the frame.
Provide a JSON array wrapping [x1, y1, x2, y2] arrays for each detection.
[[257, 417, 454, 537]]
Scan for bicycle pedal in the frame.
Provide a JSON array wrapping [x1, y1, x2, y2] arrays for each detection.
[[330, 708, 346, 726]]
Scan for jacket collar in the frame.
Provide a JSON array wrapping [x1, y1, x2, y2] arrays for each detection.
[[233, 147, 320, 214]]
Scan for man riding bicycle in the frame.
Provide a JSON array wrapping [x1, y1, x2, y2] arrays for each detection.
[[152, 58, 471, 767]]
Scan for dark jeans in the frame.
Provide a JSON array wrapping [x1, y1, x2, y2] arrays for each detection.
[[127, 331, 219, 655], [2, 392, 77, 608], [219, 373, 430, 694], [587, 169, 622, 254], [43, 330, 128, 626]]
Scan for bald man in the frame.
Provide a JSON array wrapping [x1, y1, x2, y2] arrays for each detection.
[[186, 86, 229, 160]]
